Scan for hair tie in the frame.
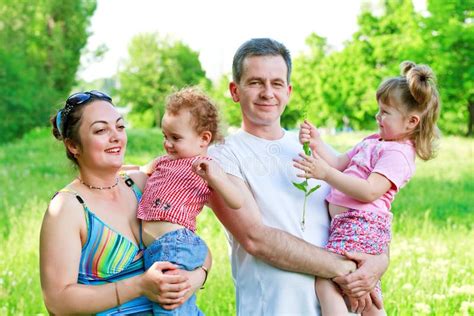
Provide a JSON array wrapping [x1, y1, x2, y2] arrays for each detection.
[[56, 110, 63, 137]]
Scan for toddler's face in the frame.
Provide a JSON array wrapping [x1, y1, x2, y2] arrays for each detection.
[[161, 110, 208, 159]]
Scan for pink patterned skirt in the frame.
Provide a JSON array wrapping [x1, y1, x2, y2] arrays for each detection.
[[326, 209, 393, 295]]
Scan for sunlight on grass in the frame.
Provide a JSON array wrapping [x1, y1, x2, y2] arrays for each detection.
[[0, 128, 472, 315]]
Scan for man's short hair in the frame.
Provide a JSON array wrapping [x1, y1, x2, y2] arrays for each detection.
[[232, 38, 292, 84]]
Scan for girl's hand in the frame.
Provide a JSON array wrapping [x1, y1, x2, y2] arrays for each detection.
[[299, 120, 321, 150], [139, 262, 191, 309], [293, 152, 332, 181]]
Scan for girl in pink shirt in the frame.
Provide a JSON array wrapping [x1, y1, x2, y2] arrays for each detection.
[[294, 61, 441, 315]]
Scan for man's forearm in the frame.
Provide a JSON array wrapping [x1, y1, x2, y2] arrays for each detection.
[[250, 225, 356, 278], [209, 175, 356, 279]]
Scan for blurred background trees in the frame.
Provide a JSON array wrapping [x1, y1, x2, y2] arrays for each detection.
[[0, 0, 96, 143], [286, 0, 473, 135], [117, 33, 209, 128], [1, 0, 472, 143]]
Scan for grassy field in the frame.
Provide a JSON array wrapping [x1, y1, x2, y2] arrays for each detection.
[[0, 128, 473, 315]]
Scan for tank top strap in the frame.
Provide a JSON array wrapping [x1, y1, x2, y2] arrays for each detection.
[[53, 188, 92, 228], [119, 172, 145, 250], [119, 172, 143, 201]]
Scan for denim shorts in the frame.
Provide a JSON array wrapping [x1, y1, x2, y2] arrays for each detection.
[[143, 228, 207, 315], [143, 228, 208, 271]]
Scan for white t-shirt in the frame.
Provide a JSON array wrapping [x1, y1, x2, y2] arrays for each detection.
[[209, 129, 330, 316]]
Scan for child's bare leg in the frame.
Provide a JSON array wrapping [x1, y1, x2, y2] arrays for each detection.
[[315, 277, 348, 315]]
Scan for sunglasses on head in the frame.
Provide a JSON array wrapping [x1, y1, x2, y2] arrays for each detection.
[[57, 90, 113, 137], [66, 90, 112, 107]]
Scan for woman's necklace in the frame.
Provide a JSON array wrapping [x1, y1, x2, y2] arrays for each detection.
[[78, 177, 119, 190]]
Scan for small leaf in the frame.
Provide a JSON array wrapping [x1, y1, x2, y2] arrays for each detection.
[[292, 181, 308, 192], [305, 184, 321, 197], [303, 142, 311, 156]]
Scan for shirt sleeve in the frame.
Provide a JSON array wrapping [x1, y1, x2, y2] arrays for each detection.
[[208, 143, 244, 180], [372, 149, 414, 190], [346, 142, 361, 160], [346, 134, 377, 160]]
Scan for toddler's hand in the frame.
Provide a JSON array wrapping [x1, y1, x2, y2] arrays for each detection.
[[293, 152, 331, 181], [299, 120, 320, 151], [192, 159, 222, 184]]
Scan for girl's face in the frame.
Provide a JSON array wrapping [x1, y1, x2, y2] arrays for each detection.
[[68, 100, 127, 170], [375, 102, 413, 141], [161, 109, 210, 160]]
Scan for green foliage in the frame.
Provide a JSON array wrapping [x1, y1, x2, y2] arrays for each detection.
[[1, 129, 472, 314], [127, 109, 156, 128], [423, 0, 474, 135], [208, 74, 241, 128], [118, 33, 209, 127], [0, 0, 96, 143], [0, 129, 472, 314]]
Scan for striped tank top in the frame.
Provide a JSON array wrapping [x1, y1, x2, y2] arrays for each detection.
[[59, 173, 152, 315]]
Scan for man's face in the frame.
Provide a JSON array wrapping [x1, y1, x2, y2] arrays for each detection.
[[230, 55, 292, 133]]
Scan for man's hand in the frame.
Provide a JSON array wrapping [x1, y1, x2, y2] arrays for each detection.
[[333, 251, 388, 309], [346, 291, 383, 313]]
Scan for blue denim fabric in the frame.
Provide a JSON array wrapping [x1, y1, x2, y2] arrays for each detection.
[[144, 228, 207, 316]]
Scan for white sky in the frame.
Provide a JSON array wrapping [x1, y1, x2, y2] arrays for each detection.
[[78, 0, 425, 82]]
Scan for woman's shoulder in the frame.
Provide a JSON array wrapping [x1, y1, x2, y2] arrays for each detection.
[[125, 170, 148, 191], [45, 187, 85, 225]]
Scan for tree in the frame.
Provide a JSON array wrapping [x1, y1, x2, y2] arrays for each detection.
[[292, 0, 473, 135], [423, 0, 474, 135], [208, 74, 241, 129], [118, 33, 209, 127], [0, 0, 96, 143]]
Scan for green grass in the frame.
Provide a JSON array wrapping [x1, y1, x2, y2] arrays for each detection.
[[0, 129, 472, 315]]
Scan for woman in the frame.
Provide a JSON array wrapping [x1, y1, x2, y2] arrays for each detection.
[[40, 90, 211, 315]]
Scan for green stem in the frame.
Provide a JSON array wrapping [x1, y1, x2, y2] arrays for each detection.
[[301, 194, 307, 231]]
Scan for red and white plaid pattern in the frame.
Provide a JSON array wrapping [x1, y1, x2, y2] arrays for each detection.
[[137, 156, 211, 231]]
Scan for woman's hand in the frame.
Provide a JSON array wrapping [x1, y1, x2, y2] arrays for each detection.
[[139, 262, 191, 309], [167, 267, 207, 301]]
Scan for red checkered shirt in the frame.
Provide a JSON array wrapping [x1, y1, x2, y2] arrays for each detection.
[[137, 155, 211, 232]]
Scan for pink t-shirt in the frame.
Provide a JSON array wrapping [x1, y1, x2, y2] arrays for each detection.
[[326, 134, 416, 214]]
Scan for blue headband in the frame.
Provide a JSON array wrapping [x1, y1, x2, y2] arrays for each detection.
[[56, 110, 63, 137]]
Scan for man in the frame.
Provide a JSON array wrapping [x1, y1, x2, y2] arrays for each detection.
[[208, 38, 388, 315]]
